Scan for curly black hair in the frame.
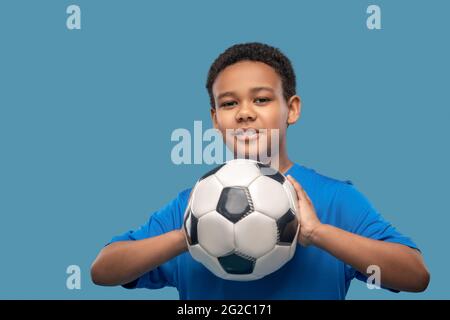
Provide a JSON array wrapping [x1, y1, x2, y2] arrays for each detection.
[[206, 42, 297, 108]]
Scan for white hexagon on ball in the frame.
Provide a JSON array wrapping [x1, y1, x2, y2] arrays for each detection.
[[253, 245, 292, 277], [191, 175, 223, 219], [215, 159, 261, 187], [234, 211, 278, 258], [189, 244, 228, 279], [197, 211, 234, 257], [248, 175, 290, 220]]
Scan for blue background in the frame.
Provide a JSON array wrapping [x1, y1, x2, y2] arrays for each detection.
[[0, 0, 448, 299]]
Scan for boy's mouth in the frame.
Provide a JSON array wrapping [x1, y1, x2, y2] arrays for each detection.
[[232, 128, 261, 141]]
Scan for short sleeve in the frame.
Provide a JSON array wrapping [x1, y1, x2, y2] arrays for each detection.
[[336, 182, 420, 292], [107, 188, 191, 290]]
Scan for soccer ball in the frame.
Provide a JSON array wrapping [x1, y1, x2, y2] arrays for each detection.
[[183, 159, 299, 281]]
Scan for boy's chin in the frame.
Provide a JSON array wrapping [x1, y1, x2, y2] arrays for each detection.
[[234, 145, 271, 163], [223, 134, 275, 163]]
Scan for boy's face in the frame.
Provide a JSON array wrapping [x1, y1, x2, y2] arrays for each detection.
[[211, 60, 300, 161]]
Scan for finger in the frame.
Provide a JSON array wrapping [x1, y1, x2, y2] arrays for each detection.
[[287, 175, 304, 193], [288, 175, 313, 206], [287, 175, 305, 201], [304, 190, 312, 203]]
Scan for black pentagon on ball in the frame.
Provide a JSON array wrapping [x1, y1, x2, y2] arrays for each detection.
[[277, 209, 298, 245], [199, 163, 226, 181], [216, 187, 253, 223], [256, 162, 285, 184], [218, 253, 256, 275], [183, 208, 198, 245]]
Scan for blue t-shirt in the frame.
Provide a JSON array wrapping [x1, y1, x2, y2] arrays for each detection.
[[108, 163, 419, 299]]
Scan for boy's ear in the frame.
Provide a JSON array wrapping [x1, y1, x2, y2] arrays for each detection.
[[210, 107, 218, 129], [287, 95, 301, 126]]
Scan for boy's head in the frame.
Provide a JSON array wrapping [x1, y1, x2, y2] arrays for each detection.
[[206, 42, 297, 110], [206, 42, 301, 165]]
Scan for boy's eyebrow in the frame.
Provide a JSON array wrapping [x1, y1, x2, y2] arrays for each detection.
[[216, 87, 275, 100], [250, 86, 275, 94]]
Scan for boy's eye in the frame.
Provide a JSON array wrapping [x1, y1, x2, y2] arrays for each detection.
[[220, 101, 238, 108], [254, 97, 271, 104]]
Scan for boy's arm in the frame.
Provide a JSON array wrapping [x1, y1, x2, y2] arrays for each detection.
[[286, 175, 430, 293], [91, 229, 187, 286]]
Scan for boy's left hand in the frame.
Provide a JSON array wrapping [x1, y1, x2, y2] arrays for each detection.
[[286, 175, 323, 247]]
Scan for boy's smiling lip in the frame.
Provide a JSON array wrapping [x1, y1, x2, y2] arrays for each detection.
[[231, 127, 263, 141]]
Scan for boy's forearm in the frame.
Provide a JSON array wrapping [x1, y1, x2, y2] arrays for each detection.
[[310, 224, 430, 292], [91, 230, 188, 286]]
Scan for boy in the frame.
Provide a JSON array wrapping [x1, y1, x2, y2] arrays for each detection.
[[91, 42, 429, 299]]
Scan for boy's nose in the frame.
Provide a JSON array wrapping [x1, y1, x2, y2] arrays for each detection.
[[235, 103, 256, 123]]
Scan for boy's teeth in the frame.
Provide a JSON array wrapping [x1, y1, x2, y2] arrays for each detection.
[[234, 129, 260, 140], [236, 129, 258, 136]]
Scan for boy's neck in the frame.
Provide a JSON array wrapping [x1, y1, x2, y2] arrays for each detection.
[[270, 156, 294, 175], [254, 150, 293, 174], [281, 159, 295, 175]]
